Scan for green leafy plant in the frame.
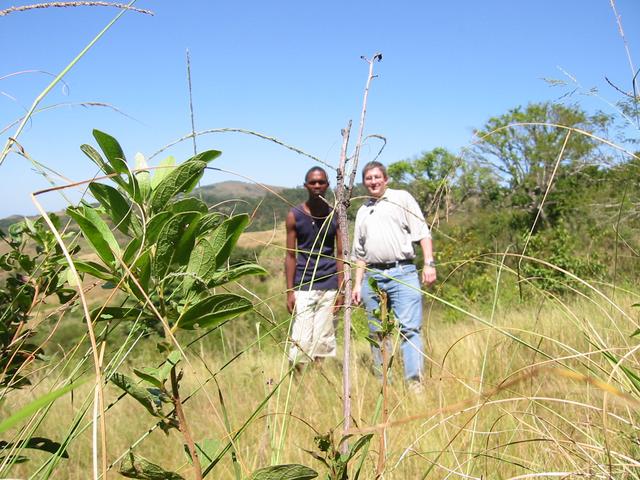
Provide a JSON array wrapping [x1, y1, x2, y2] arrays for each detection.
[[63, 130, 267, 478], [0, 214, 81, 391]]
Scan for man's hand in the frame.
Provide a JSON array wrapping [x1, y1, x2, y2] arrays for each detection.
[[287, 291, 296, 314], [352, 285, 362, 305], [422, 265, 437, 285]]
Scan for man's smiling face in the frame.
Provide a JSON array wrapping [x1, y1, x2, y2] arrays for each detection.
[[363, 166, 388, 198]]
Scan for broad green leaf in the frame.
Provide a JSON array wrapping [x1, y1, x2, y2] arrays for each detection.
[[145, 212, 172, 245], [134, 351, 180, 388], [208, 214, 250, 268], [183, 438, 220, 474], [128, 248, 152, 299], [90, 306, 145, 323], [110, 373, 164, 417], [150, 161, 207, 213], [207, 263, 268, 287], [197, 212, 223, 236], [250, 464, 318, 480], [169, 197, 209, 214], [185, 149, 222, 165], [123, 237, 143, 265], [82, 205, 121, 258], [151, 156, 176, 190], [174, 213, 204, 265], [119, 452, 184, 480], [134, 152, 152, 202], [89, 182, 137, 235], [153, 212, 199, 280], [0, 379, 87, 434], [93, 129, 128, 174], [67, 206, 119, 267], [340, 433, 373, 464], [80, 143, 114, 175], [65, 268, 80, 287], [80, 144, 131, 194], [183, 238, 217, 292], [176, 294, 252, 330], [72, 260, 115, 281]]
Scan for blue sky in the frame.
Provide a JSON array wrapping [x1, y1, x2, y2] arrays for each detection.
[[1, 0, 638, 217]]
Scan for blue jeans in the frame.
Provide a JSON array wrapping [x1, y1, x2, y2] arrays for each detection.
[[361, 263, 424, 381]]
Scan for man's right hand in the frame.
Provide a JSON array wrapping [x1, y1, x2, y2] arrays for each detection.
[[352, 285, 362, 305], [287, 291, 296, 314]]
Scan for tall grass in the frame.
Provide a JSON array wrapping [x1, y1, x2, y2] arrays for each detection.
[[3, 271, 639, 478]]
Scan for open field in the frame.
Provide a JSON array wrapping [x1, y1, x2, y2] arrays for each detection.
[[2, 225, 640, 478]]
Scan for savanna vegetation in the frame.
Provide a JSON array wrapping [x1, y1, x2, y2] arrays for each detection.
[[1, 3, 640, 480]]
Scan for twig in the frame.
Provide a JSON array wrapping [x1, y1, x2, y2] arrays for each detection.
[[186, 49, 198, 156], [609, 0, 638, 95], [376, 295, 390, 478], [347, 53, 383, 198], [337, 52, 382, 454], [336, 120, 352, 442], [0, 2, 153, 16], [171, 366, 202, 480]]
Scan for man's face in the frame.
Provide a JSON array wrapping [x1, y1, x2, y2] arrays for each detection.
[[304, 170, 329, 198], [363, 167, 388, 198]]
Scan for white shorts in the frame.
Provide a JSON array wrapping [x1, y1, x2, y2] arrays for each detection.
[[288, 289, 338, 363]]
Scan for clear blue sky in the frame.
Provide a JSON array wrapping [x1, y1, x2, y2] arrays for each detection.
[[1, 0, 638, 217]]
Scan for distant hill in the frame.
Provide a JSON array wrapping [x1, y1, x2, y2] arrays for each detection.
[[0, 181, 304, 234], [196, 180, 285, 200]]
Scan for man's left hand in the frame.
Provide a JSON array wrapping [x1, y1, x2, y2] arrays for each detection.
[[422, 266, 437, 285]]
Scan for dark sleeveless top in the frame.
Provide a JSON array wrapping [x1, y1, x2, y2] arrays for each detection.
[[292, 204, 339, 291]]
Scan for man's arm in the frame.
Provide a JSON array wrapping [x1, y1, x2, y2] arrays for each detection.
[[285, 210, 297, 313], [419, 236, 436, 285]]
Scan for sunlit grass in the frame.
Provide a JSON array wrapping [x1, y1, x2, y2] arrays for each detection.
[[3, 275, 639, 478]]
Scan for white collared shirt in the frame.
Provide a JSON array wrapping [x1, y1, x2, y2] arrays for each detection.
[[351, 188, 431, 264]]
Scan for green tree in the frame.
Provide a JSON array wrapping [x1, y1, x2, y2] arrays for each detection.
[[473, 102, 613, 228], [387, 147, 495, 218]]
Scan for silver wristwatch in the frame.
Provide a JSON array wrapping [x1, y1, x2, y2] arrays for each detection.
[[425, 259, 436, 268]]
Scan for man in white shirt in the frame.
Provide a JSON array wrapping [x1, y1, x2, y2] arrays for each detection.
[[352, 161, 436, 386]]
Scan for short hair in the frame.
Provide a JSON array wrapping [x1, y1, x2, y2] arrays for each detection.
[[361, 161, 388, 181], [304, 166, 329, 183]]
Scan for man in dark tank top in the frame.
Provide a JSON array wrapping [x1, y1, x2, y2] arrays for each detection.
[[285, 166, 343, 367]]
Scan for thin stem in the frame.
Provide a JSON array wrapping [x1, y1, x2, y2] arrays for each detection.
[[336, 120, 352, 445], [186, 49, 198, 156], [171, 366, 202, 480], [347, 53, 383, 197]]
